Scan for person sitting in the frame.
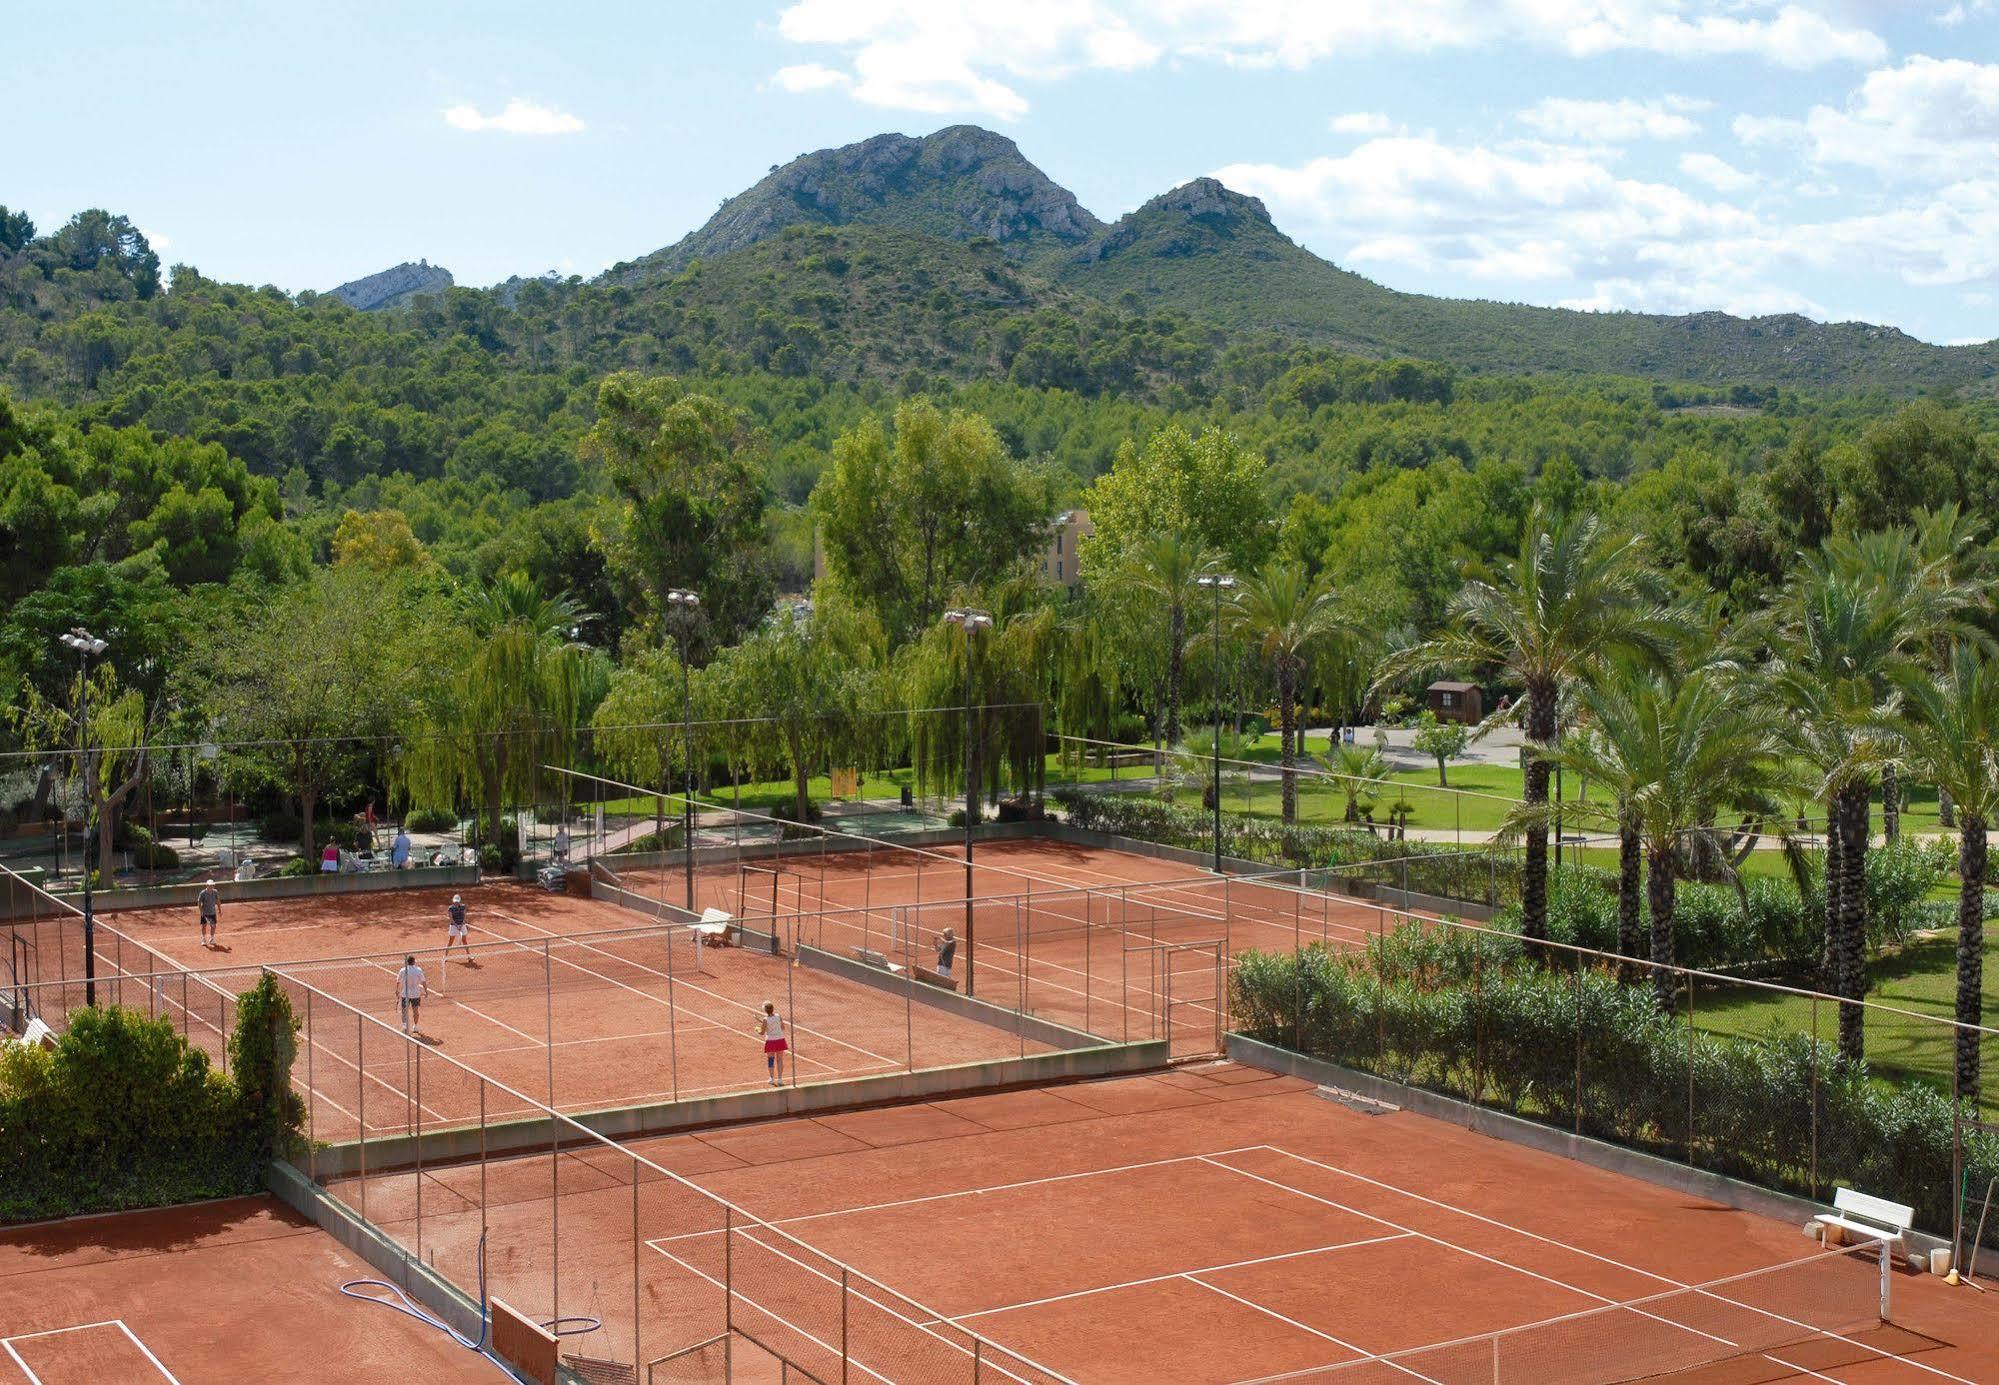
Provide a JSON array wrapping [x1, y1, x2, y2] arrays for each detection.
[[320, 841, 339, 873], [391, 826, 412, 869]]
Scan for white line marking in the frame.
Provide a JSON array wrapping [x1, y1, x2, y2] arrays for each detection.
[[1, 1320, 181, 1385]]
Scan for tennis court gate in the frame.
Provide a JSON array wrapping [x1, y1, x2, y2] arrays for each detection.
[[6, 930, 32, 1034], [1132, 937, 1225, 1059]]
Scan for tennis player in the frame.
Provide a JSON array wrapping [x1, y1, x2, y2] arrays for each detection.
[[935, 927, 957, 981], [396, 954, 428, 1035], [197, 882, 221, 950], [754, 1002, 788, 1086], [444, 894, 471, 963]]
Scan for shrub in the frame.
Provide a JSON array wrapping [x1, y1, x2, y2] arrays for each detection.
[[468, 818, 521, 872], [404, 807, 458, 834], [0, 1004, 262, 1222], [230, 974, 305, 1161], [258, 810, 303, 845], [1230, 925, 1998, 1240], [130, 841, 181, 869], [274, 857, 313, 878]]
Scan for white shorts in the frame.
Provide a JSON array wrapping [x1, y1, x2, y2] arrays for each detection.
[[447, 923, 467, 938]]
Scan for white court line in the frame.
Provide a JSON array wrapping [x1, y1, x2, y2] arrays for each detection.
[[1192, 1278, 1442, 1385], [485, 913, 902, 1071], [953, 1232, 1414, 1321], [645, 1147, 1275, 1245], [1232, 1147, 1977, 1385], [1, 1319, 182, 1385]]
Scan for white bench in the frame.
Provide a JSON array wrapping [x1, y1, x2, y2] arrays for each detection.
[[1814, 1188, 1913, 1250], [853, 946, 905, 975], [689, 907, 735, 947]]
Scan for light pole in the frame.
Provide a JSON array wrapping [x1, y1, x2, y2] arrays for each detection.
[[667, 589, 701, 911], [61, 628, 109, 1007], [1195, 574, 1235, 872], [943, 607, 993, 995]]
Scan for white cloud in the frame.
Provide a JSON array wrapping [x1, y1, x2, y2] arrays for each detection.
[[442, 99, 585, 136], [772, 2, 1885, 119], [1746, 56, 1999, 179], [1330, 111, 1395, 135], [772, 63, 851, 93], [1520, 96, 1705, 141], [1678, 151, 1755, 191], [1934, 1, 1993, 26]]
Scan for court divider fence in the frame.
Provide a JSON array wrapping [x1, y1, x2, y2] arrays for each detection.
[[268, 968, 1080, 1385]]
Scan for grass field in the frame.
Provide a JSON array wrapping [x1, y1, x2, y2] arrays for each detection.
[[1694, 921, 1999, 1111]]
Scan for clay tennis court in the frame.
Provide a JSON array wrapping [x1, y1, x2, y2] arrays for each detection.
[[331, 1065, 1999, 1384], [0, 1197, 504, 1384], [26, 883, 1078, 1144]]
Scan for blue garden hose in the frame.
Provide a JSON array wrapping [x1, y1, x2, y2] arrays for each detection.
[[339, 1231, 490, 1351]]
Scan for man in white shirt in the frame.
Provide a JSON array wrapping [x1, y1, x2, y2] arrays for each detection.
[[396, 954, 428, 1035]]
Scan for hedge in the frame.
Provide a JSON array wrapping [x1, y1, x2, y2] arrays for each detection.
[[1230, 926, 1998, 1242], [0, 974, 304, 1222], [1054, 789, 1520, 904], [1504, 840, 1962, 973]]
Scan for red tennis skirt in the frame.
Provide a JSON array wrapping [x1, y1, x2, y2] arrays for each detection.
[[763, 1038, 788, 1054]]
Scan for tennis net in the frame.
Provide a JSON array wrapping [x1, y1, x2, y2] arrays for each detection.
[[1235, 1239, 1892, 1384]]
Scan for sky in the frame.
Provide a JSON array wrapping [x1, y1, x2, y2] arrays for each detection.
[[5, 1, 1997, 345]]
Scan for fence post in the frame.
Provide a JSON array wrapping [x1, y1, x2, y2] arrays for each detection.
[[357, 1011, 367, 1222], [545, 940, 555, 1108], [1685, 973, 1697, 1167], [1573, 962, 1584, 1136], [1809, 993, 1820, 1199], [414, 1038, 424, 1261], [305, 987, 317, 1184], [840, 1267, 850, 1384]]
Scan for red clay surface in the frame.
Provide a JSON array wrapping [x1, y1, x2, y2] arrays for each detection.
[[0, 1197, 505, 1384], [18, 883, 1059, 1143], [333, 1065, 1999, 1385]]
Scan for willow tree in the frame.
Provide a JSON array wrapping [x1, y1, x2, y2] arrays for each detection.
[[11, 663, 156, 878], [592, 644, 702, 847], [704, 597, 884, 822], [401, 574, 595, 849]]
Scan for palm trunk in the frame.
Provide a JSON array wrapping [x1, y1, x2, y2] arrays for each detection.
[[1957, 816, 1986, 1097], [1835, 783, 1869, 1063], [1647, 845, 1677, 1014], [1165, 601, 1184, 748], [1618, 818, 1644, 969], [1278, 660, 1298, 824], [1820, 803, 1840, 988], [1881, 764, 1900, 844], [1520, 679, 1556, 942]]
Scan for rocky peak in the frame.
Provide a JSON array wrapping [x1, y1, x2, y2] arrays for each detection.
[[619, 125, 1101, 279], [328, 260, 453, 311]]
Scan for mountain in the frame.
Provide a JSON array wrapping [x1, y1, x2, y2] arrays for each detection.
[[612, 125, 1101, 282], [1055, 179, 1988, 389], [611, 127, 1995, 395], [329, 260, 454, 311]]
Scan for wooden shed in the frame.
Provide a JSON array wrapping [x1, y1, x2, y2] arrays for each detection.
[[1426, 680, 1482, 725]]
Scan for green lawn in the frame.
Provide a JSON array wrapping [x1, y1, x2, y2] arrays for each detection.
[[1693, 922, 1999, 1112]]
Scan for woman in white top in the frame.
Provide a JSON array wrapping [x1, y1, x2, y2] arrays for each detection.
[[754, 1002, 787, 1086]]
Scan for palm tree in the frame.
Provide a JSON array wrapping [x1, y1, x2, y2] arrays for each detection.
[[1128, 534, 1214, 750], [1384, 507, 1670, 941], [1894, 644, 1999, 1095], [1531, 664, 1785, 1010], [1322, 742, 1389, 823], [1768, 555, 1919, 1062], [1235, 563, 1345, 823]]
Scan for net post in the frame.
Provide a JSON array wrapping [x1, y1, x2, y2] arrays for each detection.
[[357, 1010, 368, 1223], [414, 1037, 424, 1261], [305, 986, 317, 1184], [632, 1156, 642, 1374], [1879, 1237, 1891, 1321], [545, 939, 555, 1108]]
